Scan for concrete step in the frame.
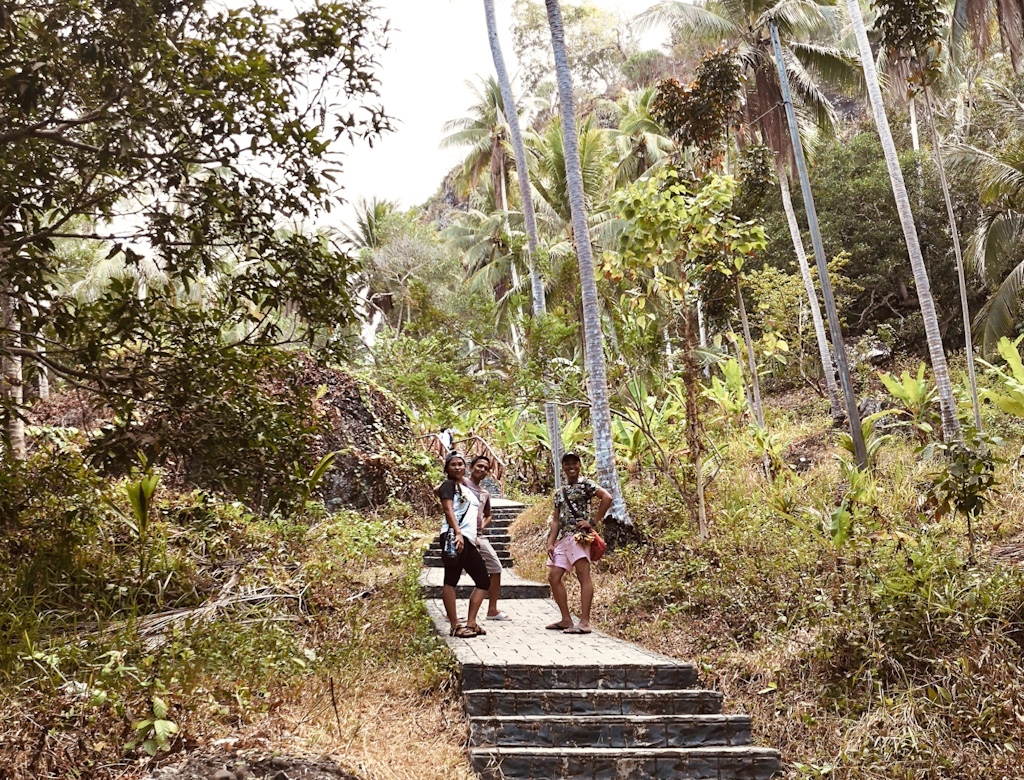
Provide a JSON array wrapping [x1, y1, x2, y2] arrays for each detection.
[[429, 538, 511, 553], [419, 581, 548, 597], [418, 569, 549, 599], [461, 663, 697, 692], [464, 688, 724, 717], [470, 745, 781, 780], [469, 714, 750, 749], [479, 531, 511, 542], [422, 554, 514, 569]]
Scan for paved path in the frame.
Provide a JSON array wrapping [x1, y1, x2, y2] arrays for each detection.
[[421, 500, 781, 779], [425, 597, 687, 669]]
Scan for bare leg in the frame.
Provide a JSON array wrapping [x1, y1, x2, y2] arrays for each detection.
[[574, 558, 593, 629], [442, 584, 459, 630], [486, 573, 502, 616], [547, 566, 573, 627], [466, 587, 487, 629]]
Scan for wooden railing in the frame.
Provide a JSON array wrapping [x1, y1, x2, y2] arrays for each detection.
[[416, 433, 507, 495]]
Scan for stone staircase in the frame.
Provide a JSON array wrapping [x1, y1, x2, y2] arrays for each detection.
[[422, 501, 782, 780], [422, 500, 524, 569]]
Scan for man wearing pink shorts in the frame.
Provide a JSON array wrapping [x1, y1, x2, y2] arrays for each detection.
[[545, 452, 612, 634]]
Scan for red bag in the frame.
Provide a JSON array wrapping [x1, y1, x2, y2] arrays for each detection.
[[590, 532, 607, 562]]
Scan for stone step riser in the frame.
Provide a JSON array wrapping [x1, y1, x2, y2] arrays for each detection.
[[462, 664, 697, 691], [419, 548, 512, 560], [419, 556, 512, 569], [469, 715, 750, 749], [422, 583, 549, 599], [464, 689, 724, 717], [470, 749, 780, 780], [432, 534, 511, 545]]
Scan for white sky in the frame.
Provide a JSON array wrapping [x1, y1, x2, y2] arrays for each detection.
[[336, 0, 662, 227]]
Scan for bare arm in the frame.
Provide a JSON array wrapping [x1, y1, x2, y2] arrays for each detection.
[[547, 504, 559, 558], [579, 487, 613, 531]]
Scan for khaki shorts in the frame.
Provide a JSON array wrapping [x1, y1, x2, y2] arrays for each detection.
[[476, 535, 503, 576]]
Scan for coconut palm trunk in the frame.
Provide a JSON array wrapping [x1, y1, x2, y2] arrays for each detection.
[[846, 0, 962, 442], [777, 168, 844, 418], [544, 0, 627, 521], [482, 0, 564, 486], [1, 269, 25, 460], [769, 22, 867, 466], [922, 86, 982, 431]]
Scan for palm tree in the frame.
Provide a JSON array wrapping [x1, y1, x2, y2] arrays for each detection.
[[870, 0, 983, 430], [609, 87, 675, 189], [341, 197, 397, 254], [441, 76, 515, 207], [950, 80, 1024, 352], [482, 0, 564, 482], [544, 0, 628, 523], [528, 117, 616, 228], [952, 0, 1024, 74], [638, 0, 856, 420], [846, 0, 962, 442]]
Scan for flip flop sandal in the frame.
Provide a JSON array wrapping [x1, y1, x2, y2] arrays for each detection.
[[563, 626, 592, 634], [451, 625, 477, 638], [546, 623, 571, 631]]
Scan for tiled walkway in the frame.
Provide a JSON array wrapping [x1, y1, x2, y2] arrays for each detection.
[[425, 596, 688, 669], [421, 501, 781, 779]]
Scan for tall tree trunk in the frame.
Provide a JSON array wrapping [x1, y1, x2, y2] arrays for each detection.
[[735, 277, 765, 429], [682, 300, 707, 538], [36, 349, 49, 401], [544, 0, 627, 520], [846, 0, 962, 442], [923, 86, 982, 431], [483, 0, 563, 486], [778, 168, 843, 418], [499, 163, 525, 361], [1, 271, 25, 460], [769, 23, 867, 465], [696, 297, 709, 377]]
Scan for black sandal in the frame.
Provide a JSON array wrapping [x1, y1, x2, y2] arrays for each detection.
[[451, 625, 477, 638]]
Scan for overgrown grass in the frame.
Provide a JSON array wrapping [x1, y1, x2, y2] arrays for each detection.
[[509, 392, 1024, 780], [0, 451, 468, 780]]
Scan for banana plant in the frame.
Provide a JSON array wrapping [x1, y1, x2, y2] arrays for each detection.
[[612, 417, 650, 474], [879, 363, 939, 443], [979, 336, 1024, 419], [702, 358, 747, 424], [837, 411, 896, 469]]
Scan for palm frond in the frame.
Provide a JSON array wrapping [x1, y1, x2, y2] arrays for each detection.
[[784, 49, 840, 134], [759, 0, 832, 38], [975, 254, 1024, 354], [965, 210, 1024, 280], [635, 0, 741, 39], [787, 41, 863, 96]]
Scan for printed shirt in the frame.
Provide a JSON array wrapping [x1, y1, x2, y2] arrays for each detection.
[[553, 478, 600, 539], [436, 479, 480, 544], [461, 477, 492, 530]]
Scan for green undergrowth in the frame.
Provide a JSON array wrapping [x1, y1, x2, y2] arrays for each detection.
[[0, 447, 455, 779], [511, 406, 1024, 779]]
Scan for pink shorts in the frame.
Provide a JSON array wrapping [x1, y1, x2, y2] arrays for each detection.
[[547, 534, 591, 571]]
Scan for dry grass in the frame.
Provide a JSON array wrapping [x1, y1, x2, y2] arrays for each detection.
[[506, 404, 1024, 780], [0, 499, 475, 780]]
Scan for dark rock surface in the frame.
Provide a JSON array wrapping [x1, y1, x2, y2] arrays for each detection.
[[146, 751, 357, 780]]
